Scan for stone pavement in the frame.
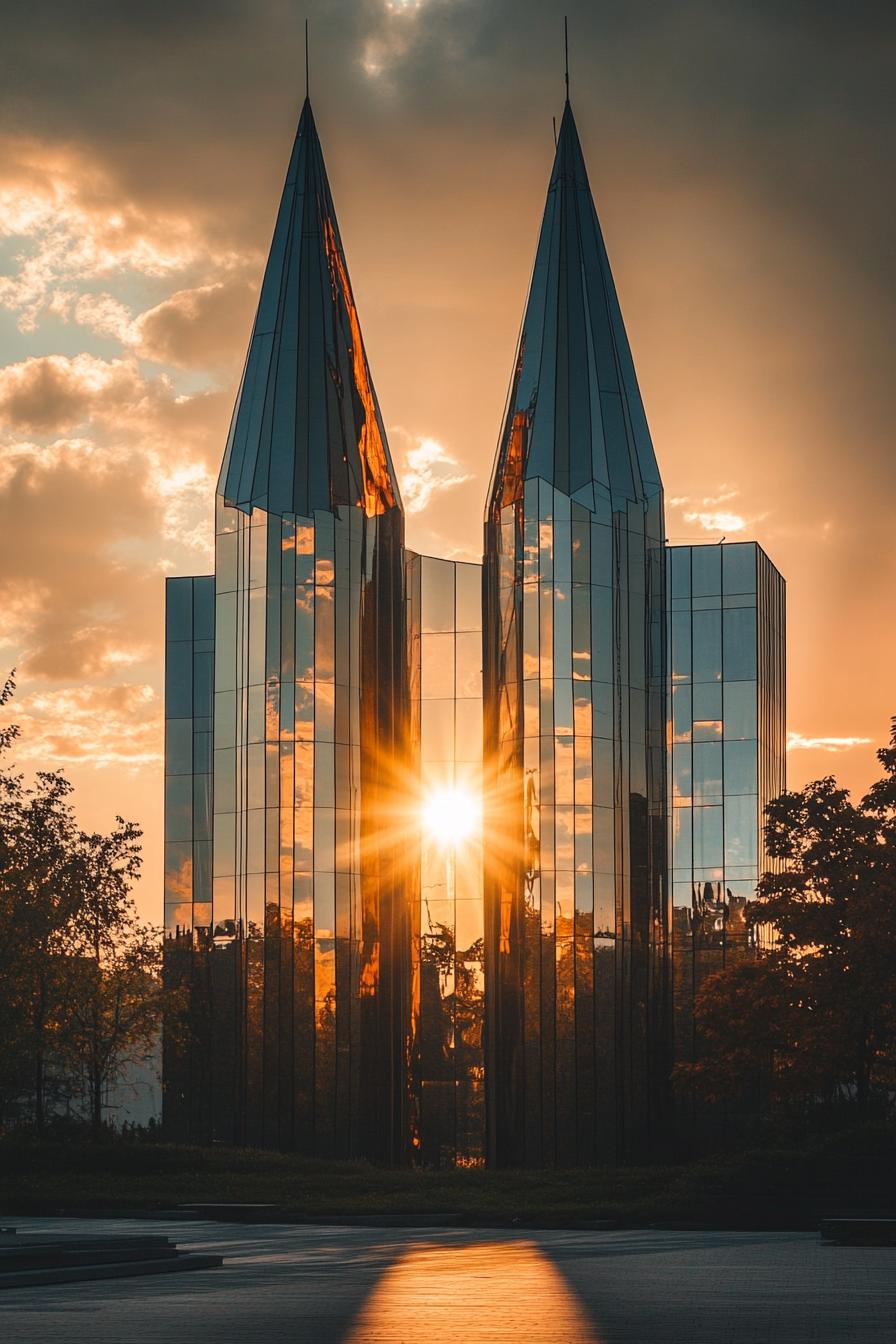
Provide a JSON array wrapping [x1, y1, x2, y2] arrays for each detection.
[[1, 1216, 893, 1343]]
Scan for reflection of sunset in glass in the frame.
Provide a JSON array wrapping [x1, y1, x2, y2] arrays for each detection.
[[421, 784, 480, 849], [344, 1241, 598, 1343]]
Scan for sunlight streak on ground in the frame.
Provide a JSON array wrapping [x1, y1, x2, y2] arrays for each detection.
[[343, 1239, 600, 1343]]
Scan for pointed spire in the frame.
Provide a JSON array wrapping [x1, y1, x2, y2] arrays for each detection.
[[218, 99, 401, 519], [489, 100, 662, 513]]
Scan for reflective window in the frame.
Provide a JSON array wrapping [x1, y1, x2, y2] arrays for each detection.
[[691, 546, 721, 597], [724, 739, 757, 796], [692, 680, 722, 721], [421, 557, 455, 632], [724, 680, 757, 739], [692, 609, 721, 683], [671, 686, 692, 743], [723, 606, 757, 681], [722, 542, 756, 595], [669, 546, 691, 599], [693, 805, 723, 867], [693, 743, 723, 800]]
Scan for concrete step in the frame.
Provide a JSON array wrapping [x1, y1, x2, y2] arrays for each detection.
[[0, 1245, 180, 1272], [0, 1251, 223, 1291]]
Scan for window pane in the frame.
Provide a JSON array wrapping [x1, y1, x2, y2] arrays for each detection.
[[166, 719, 192, 775], [692, 609, 721, 683], [691, 546, 721, 597], [193, 577, 215, 641], [165, 776, 192, 843], [165, 578, 192, 641], [165, 641, 192, 717], [724, 794, 758, 868], [722, 543, 756, 595], [724, 681, 757, 739], [421, 700, 455, 762], [455, 632, 482, 698], [669, 547, 691, 599], [422, 633, 455, 699], [421, 557, 455, 632], [672, 806, 692, 870], [723, 607, 757, 681], [671, 611, 691, 682], [693, 681, 722, 720], [455, 699, 482, 765], [671, 685, 691, 743], [455, 562, 481, 629], [724, 739, 757, 796], [693, 742, 723, 800], [693, 805, 723, 867], [672, 743, 692, 801]]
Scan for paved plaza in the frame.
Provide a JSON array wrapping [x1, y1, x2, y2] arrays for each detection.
[[1, 1216, 893, 1343]]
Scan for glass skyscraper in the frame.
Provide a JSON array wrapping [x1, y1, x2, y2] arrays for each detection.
[[163, 92, 785, 1167], [165, 98, 411, 1161], [483, 101, 667, 1166], [668, 543, 786, 1119]]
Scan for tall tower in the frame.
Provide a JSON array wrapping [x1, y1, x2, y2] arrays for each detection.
[[483, 101, 668, 1165], [168, 96, 410, 1161]]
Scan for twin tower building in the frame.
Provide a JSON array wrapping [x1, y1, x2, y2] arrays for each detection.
[[163, 93, 785, 1166]]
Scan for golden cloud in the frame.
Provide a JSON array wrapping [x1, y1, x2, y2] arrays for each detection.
[[392, 428, 471, 514], [0, 142, 217, 329], [11, 682, 162, 771]]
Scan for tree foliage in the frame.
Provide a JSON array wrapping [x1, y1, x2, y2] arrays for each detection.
[[676, 717, 896, 1116], [0, 674, 162, 1132]]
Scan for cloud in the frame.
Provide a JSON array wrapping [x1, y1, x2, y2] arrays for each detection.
[[0, 353, 222, 683], [0, 353, 149, 433], [667, 488, 764, 537], [683, 509, 748, 533], [393, 431, 471, 514], [11, 682, 161, 770], [134, 278, 257, 369], [52, 277, 257, 370], [787, 733, 873, 753], [0, 352, 229, 461], [0, 138, 249, 331]]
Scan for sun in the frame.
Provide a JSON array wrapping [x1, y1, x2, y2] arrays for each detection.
[[421, 784, 480, 849]]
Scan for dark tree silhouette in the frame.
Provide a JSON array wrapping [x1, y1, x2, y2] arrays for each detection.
[[676, 717, 896, 1117]]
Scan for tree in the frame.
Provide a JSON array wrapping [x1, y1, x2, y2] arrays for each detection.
[[58, 820, 163, 1136], [0, 674, 162, 1133], [676, 718, 896, 1117], [0, 674, 85, 1127]]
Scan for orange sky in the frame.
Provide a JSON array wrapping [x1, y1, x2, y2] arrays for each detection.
[[0, 2, 893, 921]]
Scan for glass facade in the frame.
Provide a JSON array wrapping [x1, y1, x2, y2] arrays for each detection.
[[407, 554, 485, 1167], [163, 93, 785, 1168], [668, 542, 786, 1127], [163, 98, 410, 1161], [483, 102, 668, 1166], [162, 575, 215, 1138]]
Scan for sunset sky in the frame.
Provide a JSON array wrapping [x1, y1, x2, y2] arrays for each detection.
[[1, 0, 893, 920]]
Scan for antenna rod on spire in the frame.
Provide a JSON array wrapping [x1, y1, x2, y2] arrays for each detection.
[[564, 15, 569, 99], [305, 18, 310, 100]]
